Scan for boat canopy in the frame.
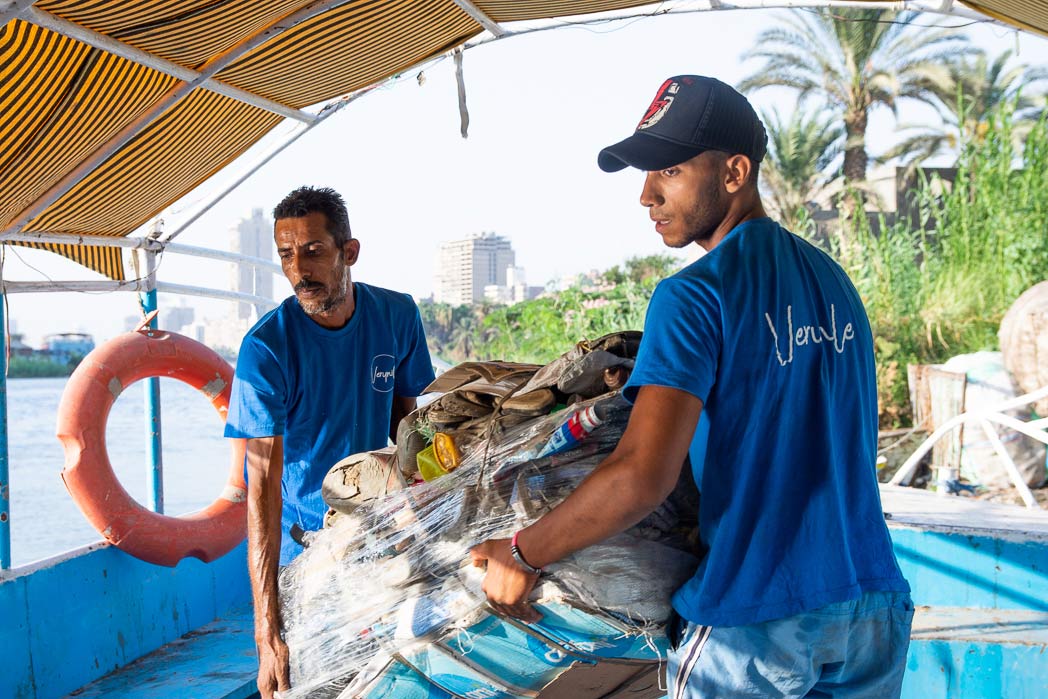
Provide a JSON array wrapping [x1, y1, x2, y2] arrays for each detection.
[[0, 0, 1043, 280]]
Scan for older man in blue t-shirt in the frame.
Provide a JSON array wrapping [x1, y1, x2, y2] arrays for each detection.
[[472, 76, 912, 698], [225, 186, 434, 699]]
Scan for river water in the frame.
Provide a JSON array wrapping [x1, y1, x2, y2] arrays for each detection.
[[8, 376, 228, 567]]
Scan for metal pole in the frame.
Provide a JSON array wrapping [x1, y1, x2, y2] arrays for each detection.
[[139, 249, 164, 514], [0, 292, 10, 569]]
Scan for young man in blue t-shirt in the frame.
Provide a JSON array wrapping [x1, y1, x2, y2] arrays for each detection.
[[225, 186, 434, 699], [472, 76, 913, 697]]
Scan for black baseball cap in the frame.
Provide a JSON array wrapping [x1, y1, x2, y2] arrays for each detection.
[[598, 75, 768, 172]]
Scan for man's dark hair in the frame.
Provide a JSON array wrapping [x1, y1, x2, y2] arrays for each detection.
[[273, 186, 352, 246]]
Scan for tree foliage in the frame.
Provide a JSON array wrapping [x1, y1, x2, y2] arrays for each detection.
[[740, 9, 968, 183], [845, 101, 1048, 426], [419, 255, 680, 365], [883, 49, 1048, 167], [760, 107, 843, 233], [8, 355, 80, 378]]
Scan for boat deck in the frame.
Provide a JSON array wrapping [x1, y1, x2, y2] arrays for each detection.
[[51, 485, 1048, 699], [66, 606, 257, 699], [880, 483, 1048, 541]]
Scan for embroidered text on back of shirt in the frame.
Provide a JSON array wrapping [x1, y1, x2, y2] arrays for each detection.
[[764, 304, 855, 366]]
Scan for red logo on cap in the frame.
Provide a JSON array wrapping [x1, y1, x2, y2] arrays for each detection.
[[638, 79, 679, 130]]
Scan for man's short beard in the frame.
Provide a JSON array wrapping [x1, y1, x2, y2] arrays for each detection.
[[299, 265, 350, 316], [676, 175, 728, 247]]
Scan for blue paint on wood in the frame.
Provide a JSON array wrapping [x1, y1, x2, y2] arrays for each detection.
[[889, 527, 1048, 611], [0, 570, 34, 697], [903, 607, 1048, 698], [1, 541, 249, 699], [66, 605, 257, 698]]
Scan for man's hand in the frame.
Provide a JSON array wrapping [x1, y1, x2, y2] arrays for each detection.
[[466, 386, 702, 623], [470, 538, 542, 622], [255, 632, 290, 699]]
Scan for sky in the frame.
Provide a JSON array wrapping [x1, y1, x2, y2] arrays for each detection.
[[6, 6, 1048, 346]]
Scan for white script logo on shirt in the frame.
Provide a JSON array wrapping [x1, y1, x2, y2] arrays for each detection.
[[764, 304, 855, 367], [371, 354, 396, 392]]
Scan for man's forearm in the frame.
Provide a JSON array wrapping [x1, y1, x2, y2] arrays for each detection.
[[518, 386, 702, 569], [390, 395, 417, 443], [517, 447, 676, 569], [245, 437, 285, 642]]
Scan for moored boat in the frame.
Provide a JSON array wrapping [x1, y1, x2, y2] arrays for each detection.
[[1, 2, 1047, 697]]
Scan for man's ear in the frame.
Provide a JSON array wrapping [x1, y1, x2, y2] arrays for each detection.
[[343, 238, 361, 266], [724, 154, 753, 194]]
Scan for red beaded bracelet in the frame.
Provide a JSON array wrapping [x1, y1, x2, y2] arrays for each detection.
[[510, 531, 542, 575]]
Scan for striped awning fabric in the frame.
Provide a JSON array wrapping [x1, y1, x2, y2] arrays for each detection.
[[959, 1, 1048, 38], [0, 1, 1044, 279]]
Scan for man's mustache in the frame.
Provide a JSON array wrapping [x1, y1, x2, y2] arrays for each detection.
[[295, 281, 324, 292]]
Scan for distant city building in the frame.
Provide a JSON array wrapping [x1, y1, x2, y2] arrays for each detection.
[[483, 283, 512, 305], [8, 333, 34, 358], [552, 269, 605, 293], [181, 209, 281, 357], [435, 232, 515, 306], [806, 164, 958, 243], [123, 304, 195, 335], [231, 208, 274, 322], [484, 266, 544, 305], [41, 332, 94, 362], [162, 305, 195, 335]]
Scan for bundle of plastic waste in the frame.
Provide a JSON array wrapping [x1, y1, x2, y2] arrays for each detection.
[[278, 332, 699, 699], [999, 280, 1048, 417]]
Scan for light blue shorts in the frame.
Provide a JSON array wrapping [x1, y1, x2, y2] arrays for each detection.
[[667, 590, 914, 699]]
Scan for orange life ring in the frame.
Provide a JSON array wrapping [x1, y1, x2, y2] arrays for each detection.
[[57, 327, 246, 567]]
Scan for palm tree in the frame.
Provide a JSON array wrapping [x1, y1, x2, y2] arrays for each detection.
[[740, 9, 969, 183], [759, 107, 843, 233], [882, 50, 1048, 166]]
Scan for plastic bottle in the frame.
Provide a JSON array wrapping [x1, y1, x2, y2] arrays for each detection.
[[536, 403, 607, 458]]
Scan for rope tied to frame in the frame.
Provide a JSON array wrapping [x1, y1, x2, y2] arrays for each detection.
[[454, 48, 469, 139]]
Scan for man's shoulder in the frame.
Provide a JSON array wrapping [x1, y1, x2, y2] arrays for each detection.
[[242, 297, 296, 348], [357, 283, 419, 317], [660, 253, 722, 299]]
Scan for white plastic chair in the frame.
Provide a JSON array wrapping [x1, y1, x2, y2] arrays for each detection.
[[889, 384, 1048, 509]]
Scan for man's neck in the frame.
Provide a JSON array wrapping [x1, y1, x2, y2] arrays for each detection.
[[699, 197, 768, 252]]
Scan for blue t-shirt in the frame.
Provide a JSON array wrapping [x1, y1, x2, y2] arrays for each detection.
[[624, 217, 908, 628], [225, 282, 435, 564]]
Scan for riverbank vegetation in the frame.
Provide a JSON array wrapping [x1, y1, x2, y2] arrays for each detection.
[[8, 356, 78, 378]]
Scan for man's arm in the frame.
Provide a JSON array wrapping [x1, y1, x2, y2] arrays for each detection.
[[471, 385, 702, 620], [390, 395, 417, 443], [245, 435, 290, 699]]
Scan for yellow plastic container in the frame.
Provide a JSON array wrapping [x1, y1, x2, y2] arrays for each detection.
[[417, 444, 443, 481]]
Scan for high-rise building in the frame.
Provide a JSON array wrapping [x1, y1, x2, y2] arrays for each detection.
[[434, 232, 515, 306], [194, 210, 278, 357], [231, 208, 274, 321]]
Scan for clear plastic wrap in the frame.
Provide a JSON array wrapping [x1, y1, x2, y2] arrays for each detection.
[[279, 392, 699, 699]]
